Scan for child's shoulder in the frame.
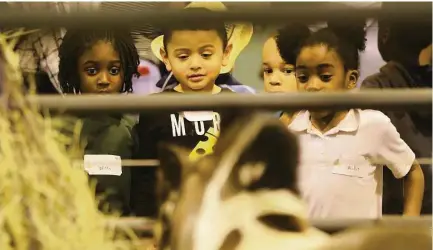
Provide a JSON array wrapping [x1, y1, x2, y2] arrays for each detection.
[[220, 87, 235, 93], [159, 88, 178, 94], [357, 109, 393, 128]]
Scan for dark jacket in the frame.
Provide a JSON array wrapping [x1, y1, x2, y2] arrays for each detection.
[[131, 88, 237, 217], [80, 114, 138, 216], [362, 61, 432, 215]]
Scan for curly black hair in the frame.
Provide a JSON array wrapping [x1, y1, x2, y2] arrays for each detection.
[[275, 23, 311, 65], [58, 29, 140, 94], [378, 2, 432, 63], [296, 18, 367, 71]]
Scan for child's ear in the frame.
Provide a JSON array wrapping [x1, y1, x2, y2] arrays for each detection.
[[346, 70, 359, 89], [160, 48, 172, 72], [222, 43, 233, 67]]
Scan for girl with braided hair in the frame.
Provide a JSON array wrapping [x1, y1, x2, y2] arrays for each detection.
[[59, 29, 139, 94], [58, 29, 140, 216]]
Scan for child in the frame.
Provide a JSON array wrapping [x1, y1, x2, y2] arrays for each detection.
[[150, 2, 255, 94], [282, 21, 425, 219], [58, 29, 140, 216], [262, 33, 296, 93], [263, 24, 310, 124], [131, 8, 242, 217], [362, 2, 432, 215]]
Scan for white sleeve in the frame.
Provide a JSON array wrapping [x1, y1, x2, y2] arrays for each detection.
[[376, 119, 415, 179]]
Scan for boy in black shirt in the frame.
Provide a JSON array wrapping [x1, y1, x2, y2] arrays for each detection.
[[131, 7, 246, 217]]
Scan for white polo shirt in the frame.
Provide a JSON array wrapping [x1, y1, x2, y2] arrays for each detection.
[[288, 109, 415, 219]]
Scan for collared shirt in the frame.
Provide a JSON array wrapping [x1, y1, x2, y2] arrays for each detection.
[[289, 109, 415, 219]]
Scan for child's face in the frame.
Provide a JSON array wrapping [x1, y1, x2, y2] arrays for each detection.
[[162, 30, 231, 92], [77, 41, 123, 94], [296, 45, 357, 119], [262, 37, 297, 93]]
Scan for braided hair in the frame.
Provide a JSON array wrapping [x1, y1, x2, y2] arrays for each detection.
[[59, 29, 140, 94]]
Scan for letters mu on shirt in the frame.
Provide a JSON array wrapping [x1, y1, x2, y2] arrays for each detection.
[[170, 111, 221, 161]]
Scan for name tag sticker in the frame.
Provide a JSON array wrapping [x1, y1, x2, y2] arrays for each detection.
[[332, 165, 367, 178], [84, 154, 122, 176], [331, 155, 376, 178]]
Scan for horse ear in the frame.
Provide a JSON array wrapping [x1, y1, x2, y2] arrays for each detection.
[[158, 143, 192, 191], [213, 113, 300, 200]]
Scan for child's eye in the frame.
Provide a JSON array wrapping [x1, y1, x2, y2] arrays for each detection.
[[320, 74, 333, 82], [109, 67, 120, 75], [263, 68, 272, 74], [85, 68, 98, 76], [178, 55, 189, 60], [283, 68, 293, 74], [297, 74, 309, 83], [202, 53, 212, 58]]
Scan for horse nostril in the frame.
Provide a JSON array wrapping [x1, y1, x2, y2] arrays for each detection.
[[258, 214, 304, 232], [219, 229, 242, 250]]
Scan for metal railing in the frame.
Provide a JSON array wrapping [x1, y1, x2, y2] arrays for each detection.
[[19, 89, 432, 114], [0, 3, 430, 27], [109, 216, 432, 235]]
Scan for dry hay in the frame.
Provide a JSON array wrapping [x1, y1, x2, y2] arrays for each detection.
[[0, 29, 138, 249]]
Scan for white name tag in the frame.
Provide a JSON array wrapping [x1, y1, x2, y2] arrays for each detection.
[[84, 154, 122, 176], [331, 155, 376, 178], [332, 164, 368, 178]]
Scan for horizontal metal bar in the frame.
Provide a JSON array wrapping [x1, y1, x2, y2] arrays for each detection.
[[121, 159, 159, 167], [0, 3, 430, 28], [109, 216, 432, 235], [311, 216, 432, 234], [23, 89, 432, 114], [78, 158, 433, 167]]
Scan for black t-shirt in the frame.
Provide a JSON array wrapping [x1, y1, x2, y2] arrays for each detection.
[[131, 87, 235, 217]]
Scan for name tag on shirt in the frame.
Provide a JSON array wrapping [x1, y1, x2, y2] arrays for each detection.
[[84, 154, 122, 176], [331, 155, 376, 178], [332, 164, 367, 178]]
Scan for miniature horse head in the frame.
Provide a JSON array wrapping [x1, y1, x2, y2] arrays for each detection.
[[155, 113, 328, 250]]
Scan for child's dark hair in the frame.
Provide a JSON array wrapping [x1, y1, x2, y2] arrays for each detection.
[[275, 23, 311, 65], [378, 2, 432, 62], [59, 29, 140, 94], [296, 19, 367, 71], [162, 8, 228, 51]]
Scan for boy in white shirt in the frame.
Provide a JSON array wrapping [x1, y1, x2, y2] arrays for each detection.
[[279, 21, 425, 219]]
